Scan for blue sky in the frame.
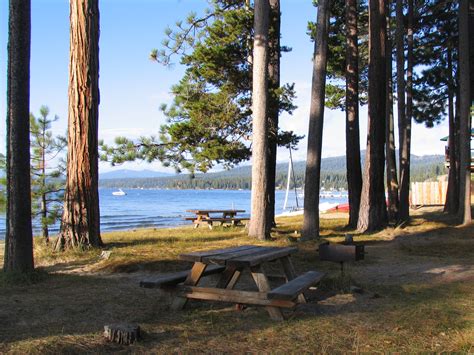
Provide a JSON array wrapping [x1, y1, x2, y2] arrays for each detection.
[[0, 0, 448, 173]]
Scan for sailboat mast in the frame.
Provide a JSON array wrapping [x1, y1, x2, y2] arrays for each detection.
[[289, 147, 300, 208], [283, 154, 292, 210]]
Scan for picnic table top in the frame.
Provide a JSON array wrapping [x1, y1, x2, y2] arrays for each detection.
[[179, 245, 297, 267], [186, 209, 246, 214]]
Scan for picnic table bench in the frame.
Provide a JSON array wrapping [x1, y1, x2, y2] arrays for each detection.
[[185, 209, 249, 229], [140, 245, 325, 321]]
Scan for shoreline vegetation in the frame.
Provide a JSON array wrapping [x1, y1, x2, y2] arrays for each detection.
[[99, 154, 446, 191], [1, 207, 473, 352]]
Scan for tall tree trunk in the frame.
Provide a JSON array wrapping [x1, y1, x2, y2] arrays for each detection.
[[357, 0, 387, 232], [266, 0, 280, 227], [470, 1, 474, 102], [385, 1, 399, 223], [396, 0, 407, 223], [457, 0, 472, 225], [4, 0, 34, 272], [345, 0, 363, 229], [399, 0, 413, 223], [249, 0, 271, 240], [56, 0, 103, 250], [444, 43, 459, 214], [302, 0, 330, 240]]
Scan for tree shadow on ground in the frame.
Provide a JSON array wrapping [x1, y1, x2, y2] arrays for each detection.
[[103, 234, 239, 250], [1, 264, 473, 353]]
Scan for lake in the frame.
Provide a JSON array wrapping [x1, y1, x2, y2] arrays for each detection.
[[0, 188, 348, 240]]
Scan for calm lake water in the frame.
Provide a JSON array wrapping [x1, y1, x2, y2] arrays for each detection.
[[0, 188, 347, 240]]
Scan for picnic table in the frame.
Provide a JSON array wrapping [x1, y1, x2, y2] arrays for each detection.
[[140, 245, 325, 321], [185, 209, 249, 229]]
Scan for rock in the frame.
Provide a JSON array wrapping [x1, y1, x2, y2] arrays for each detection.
[[100, 251, 112, 260]]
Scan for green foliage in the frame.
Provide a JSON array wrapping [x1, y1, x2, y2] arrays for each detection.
[[30, 106, 67, 241], [308, 0, 369, 110], [102, 0, 299, 174], [412, 1, 458, 128]]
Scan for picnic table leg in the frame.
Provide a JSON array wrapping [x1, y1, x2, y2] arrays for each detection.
[[280, 256, 306, 304], [215, 266, 242, 289], [250, 265, 285, 321], [171, 262, 207, 310]]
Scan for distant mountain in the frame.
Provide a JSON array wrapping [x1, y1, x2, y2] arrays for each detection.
[[99, 169, 173, 180], [203, 152, 445, 177], [99, 153, 446, 190]]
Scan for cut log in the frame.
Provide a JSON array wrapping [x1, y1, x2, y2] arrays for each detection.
[[104, 324, 140, 345]]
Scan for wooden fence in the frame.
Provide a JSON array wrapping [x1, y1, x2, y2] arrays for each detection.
[[410, 181, 448, 206]]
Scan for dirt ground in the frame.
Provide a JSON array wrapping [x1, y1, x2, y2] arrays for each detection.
[[0, 207, 473, 353]]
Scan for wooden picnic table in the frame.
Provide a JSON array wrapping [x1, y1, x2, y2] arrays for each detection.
[[140, 245, 325, 321], [185, 209, 248, 229]]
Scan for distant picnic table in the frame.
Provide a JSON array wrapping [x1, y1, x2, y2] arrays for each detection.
[[185, 209, 249, 229], [140, 245, 325, 321]]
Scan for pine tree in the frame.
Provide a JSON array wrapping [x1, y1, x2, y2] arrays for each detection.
[[249, 0, 271, 240], [30, 106, 66, 243], [0, 154, 5, 211], [302, 0, 331, 240], [457, 0, 472, 225], [4, 0, 34, 273], [357, 0, 388, 232], [308, 0, 368, 229], [386, 0, 399, 223], [57, 0, 102, 250]]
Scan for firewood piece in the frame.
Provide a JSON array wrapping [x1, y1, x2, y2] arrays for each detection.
[[104, 324, 140, 345]]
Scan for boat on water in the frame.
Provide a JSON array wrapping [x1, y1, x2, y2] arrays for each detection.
[[112, 188, 126, 196]]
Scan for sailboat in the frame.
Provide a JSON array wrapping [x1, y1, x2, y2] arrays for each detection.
[[112, 188, 126, 196], [281, 147, 303, 216]]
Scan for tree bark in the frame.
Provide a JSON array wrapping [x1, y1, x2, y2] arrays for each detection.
[[385, 1, 399, 223], [302, 0, 331, 240], [396, 0, 407, 223], [345, 0, 363, 229], [357, 0, 387, 233], [457, 0, 472, 225], [4, 0, 34, 273], [398, 0, 413, 223], [56, 0, 103, 250], [266, 0, 280, 227], [249, 0, 271, 240], [444, 42, 459, 214]]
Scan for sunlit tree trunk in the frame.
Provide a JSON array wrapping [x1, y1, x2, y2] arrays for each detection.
[[4, 0, 34, 272], [457, 0, 472, 225], [56, 0, 102, 250], [266, 0, 280, 227], [302, 0, 330, 240], [398, 0, 413, 223], [345, 0, 363, 229], [357, 0, 387, 232], [249, 0, 271, 240], [385, 1, 399, 223]]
